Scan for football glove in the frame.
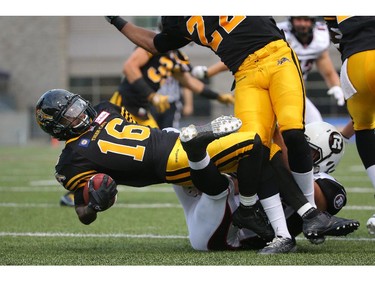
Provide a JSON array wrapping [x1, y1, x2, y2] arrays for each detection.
[[217, 93, 235, 105], [88, 175, 118, 212], [149, 93, 170, 113], [191, 66, 208, 79], [327, 86, 345, 106]]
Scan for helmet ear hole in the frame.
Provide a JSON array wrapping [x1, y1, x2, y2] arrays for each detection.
[[305, 121, 345, 174]]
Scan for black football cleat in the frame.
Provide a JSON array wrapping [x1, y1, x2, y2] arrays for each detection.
[[179, 115, 242, 158], [302, 211, 360, 239], [258, 236, 297, 254], [232, 201, 275, 242]]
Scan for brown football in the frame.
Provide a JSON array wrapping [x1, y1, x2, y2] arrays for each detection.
[[83, 173, 117, 207]]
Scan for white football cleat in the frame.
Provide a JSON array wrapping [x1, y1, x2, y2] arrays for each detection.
[[179, 115, 242, 162], [179, 115, 242, 143], [366, 214, 375, 235]]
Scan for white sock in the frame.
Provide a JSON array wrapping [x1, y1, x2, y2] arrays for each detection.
[[188, 153, 210, 170], [260, 194, 291, 239], [239, 194, 257, 207], [297, 203, 314, 217], [366, 165, 375, 189], [291, 169, 316, 207]]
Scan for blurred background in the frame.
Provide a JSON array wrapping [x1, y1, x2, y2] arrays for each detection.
[[0, 16, 349, 145]]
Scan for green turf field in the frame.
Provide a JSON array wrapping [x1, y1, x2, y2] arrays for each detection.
[[0, 141, 375, 267]]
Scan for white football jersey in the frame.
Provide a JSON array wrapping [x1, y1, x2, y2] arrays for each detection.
[[277, 21, 330, 80]]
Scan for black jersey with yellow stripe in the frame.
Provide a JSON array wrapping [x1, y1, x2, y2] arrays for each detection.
[[55, 101, 179, 191], [325, 16, 375, 61], [157, 16, 285, 73], [118, 48, 191, 116]]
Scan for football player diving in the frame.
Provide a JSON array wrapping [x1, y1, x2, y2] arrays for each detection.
[[59, 46, 234, 208], [35, 89, 359, 253]]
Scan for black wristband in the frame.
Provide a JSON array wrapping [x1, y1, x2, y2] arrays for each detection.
[[131, 78, 154, 98], [199, 85, 219, 100], [112, 17, 128, 31]]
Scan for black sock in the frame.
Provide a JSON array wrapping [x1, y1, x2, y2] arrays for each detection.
[[190, 161, 228, 196]]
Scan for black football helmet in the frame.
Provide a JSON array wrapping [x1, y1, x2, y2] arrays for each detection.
[[35, 89, 97, 140]]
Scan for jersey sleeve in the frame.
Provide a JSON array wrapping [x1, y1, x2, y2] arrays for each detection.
[[154, 33, 191, 53], [55, 147, 98, 192]]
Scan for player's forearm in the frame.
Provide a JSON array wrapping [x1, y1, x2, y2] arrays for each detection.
[[174, 72, 204, 93], [341, 120, 355, 140], [120, 23, 159, 54], [207, 61, 228, 78], [317, 52, 340, 88], [322, 70, 340, 88], [123, 61, 143, 83]]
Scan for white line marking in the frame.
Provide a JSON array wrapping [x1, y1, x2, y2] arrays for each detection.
[[0, 231, 374, 242], [0, 232, 188, 239]]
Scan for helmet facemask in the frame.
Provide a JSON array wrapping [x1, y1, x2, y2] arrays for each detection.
[[59, 97, 91, 134]]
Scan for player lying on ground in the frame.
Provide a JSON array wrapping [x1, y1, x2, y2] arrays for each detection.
[[174, 121, 351, 253], [35, 89, 359, 248]]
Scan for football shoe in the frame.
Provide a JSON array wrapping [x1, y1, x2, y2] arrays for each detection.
[[366, 214, 375, 235], [258, 236, 297, 254], [302, 210, 359, 239], [180, 115, 242, 160], [60, 191, 75, 207], [232, 201, 275, 242]]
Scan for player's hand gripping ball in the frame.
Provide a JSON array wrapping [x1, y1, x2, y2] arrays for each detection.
[[83, 173, 118, 212]]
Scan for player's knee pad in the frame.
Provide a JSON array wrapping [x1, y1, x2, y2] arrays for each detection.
[[282, 129, 312, 172], [282, 129, 305, 148], [356, 129, 375, 168]]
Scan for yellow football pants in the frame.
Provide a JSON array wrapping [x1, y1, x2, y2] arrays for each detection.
[[165, 131, 258, 186], [346, 50, 375, 130], [234, 39, 306, 147]]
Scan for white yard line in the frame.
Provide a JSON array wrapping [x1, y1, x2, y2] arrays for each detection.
[[0, 231, 374, 242]]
